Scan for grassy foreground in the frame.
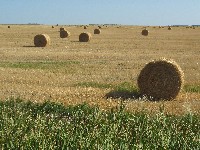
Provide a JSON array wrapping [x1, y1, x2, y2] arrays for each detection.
[[0, 98, 200, 149]]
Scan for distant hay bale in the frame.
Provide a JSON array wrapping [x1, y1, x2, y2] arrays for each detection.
[[79, 32, 92, 42], [56, 24, 59, 26], [84, 26, 87, 29], [60, 30, 70, 38], [34, 34, 50, 47], [98, 26, 102, 29], [52, 26, 54, 28], [141, 29, 149, 36], [94, 29, 101, 34], [168, 27, 172, 30], [159, 26, 162, 28], [137, 58, 184, 100], [8, 26, 10, 28]]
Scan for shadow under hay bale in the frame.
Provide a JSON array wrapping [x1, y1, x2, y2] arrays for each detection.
[[137, 58, 184, 101], [105, 90, 140, 100], [79, 32, 91, 42], [94, 29, 101, 34], [34, 34, 50, 47], [142, 29, 149, 36]]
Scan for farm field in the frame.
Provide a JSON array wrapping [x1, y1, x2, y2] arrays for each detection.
[[0, 24, 200, 115]]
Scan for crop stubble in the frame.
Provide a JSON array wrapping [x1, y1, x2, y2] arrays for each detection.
[[0, 25, 199, 115]]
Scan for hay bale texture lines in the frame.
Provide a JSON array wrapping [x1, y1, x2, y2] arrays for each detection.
[[79, 32, 92, 42], [94, 29, 101, 34], [34, 34, 50, 47], [137, 58, 184, 100]]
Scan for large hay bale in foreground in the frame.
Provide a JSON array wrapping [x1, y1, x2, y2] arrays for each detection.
[[94, 29, 101, 34], [137, 58, 184, 100], [79, 32, 92, 42], [142, 29, 149, 36], [60, 30, 70, 38], [34, 34, 50, 47]]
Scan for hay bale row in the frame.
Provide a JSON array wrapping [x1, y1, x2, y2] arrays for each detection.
[[137, 58, 184, 100]]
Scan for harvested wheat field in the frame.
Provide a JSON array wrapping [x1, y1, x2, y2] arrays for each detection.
[[0, 24, 199, 115]]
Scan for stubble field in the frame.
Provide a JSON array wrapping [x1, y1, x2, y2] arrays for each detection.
[[0, 24, 199, 115]]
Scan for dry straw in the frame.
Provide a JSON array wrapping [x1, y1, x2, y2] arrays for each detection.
[[34, 34, 50, 47], [142, 29, 149, 36], [137, 58, 184, 100], [94, 29, 101, 34], [79, 32, 92, 42]]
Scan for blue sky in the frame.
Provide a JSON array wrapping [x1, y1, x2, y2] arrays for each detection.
[[0, 0, 200, 25]]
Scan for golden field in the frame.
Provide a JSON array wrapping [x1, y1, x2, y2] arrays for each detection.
[[0, 24, 199, 115]]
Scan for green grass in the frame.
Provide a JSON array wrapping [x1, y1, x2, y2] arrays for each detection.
[[0, 98, 200, 149], [0, 61, 80, 70], [76, 81, 138, 92], [75, 82, 113, 89], [184, 85, 200, 93]]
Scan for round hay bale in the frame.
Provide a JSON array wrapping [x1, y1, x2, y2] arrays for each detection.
[[168, 27, 172, 30], [137, 58, 184, 100], [79, 32, 92, 42], [8, 26, 10, 28], [98, 26, 102, 29], [94, 29, 101, 34], [142, 29, 149, 36], [34, 34, 50, 47], [52, 26, 54, 28], [84, 26, 87, 29], [60, 30, 70, 38]]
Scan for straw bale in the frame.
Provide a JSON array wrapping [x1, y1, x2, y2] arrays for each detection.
[[60, 30, 70, 38], [142, 29, 149, 36], [137, 58, 184, 100], [79, 32, 92, 42], [34, 34, 50, 47], [94, 29, 101, 34]]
